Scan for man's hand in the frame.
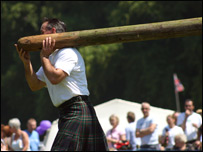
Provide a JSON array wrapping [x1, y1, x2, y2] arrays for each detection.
[[15, 44, 30, 65], [185, 109, 192, 117], [40, 37, 55, 58]]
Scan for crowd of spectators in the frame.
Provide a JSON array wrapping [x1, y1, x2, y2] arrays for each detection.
[[1, 99, 202, 151], [106, 99, 202, 151], [1, 118, 51, 151]]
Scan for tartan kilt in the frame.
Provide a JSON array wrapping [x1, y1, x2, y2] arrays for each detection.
[[51, 98, 109, 151]]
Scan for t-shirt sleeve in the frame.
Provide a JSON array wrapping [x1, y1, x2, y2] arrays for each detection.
[[54, 49, 77, 76], [177, 114, 183, 126], [106, 130, 111, 137], [136, 120, 141, 130], [36, 66, 45, 82], [151, 117, 158, 125]]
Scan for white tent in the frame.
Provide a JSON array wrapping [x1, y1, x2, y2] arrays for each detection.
[[41, 98, 175, 151]]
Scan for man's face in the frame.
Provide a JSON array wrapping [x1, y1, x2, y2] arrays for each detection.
[[40, 21, 53, 34], [27, 121, 36, 132], [141, 104, 150, 117], [184, 101, 194, 112]]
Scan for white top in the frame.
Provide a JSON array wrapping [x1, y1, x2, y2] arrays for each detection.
[[162, 125, 184, 149], [177, 112, 202, 141], [125, 122, 141, 150], [11, 133, 30, 151], [136, 115, 159, 145], [36, 48, 90, 107]]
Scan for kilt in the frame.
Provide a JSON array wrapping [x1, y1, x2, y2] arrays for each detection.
[[51, 96, 109, 151]]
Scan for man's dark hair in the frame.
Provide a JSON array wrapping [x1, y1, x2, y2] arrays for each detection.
[[127, 112, 135, 122], [43, 17, 66, 33]]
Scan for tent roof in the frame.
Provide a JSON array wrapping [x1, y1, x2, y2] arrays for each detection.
[[94, 98, 175, 135]]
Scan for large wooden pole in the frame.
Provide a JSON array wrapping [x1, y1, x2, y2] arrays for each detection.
[[17, 17, 202, 51]]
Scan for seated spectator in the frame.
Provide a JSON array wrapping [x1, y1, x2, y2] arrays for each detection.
[[1, 124, 12, 151], [24, 118, 40, 151], [106, 114, 126, 151], [161, 115, 184, 150], [177, 99, 202, 147], [8, 118, 30, 151], [173, 134, 190, 151], [125, 111, 141, 151]]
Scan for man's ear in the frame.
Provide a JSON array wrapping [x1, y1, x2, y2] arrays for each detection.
[[52, 28, 56, 33]]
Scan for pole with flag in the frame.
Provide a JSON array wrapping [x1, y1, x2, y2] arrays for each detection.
[[173, 73, 184, 112]]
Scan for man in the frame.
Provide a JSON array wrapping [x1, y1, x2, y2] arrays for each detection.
[[125, 112, 141, 150], [24, 118, 40, 151], [177, 99, 202, 147], [15, 18, 108, 151], [136, 102, 159, 150]]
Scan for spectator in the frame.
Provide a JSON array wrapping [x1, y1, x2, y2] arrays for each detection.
[[173, 134, 189, 151], [196, 109, 202, 116], [136, 102, 159, 150], [161, 115, 184, 150], [125, 111, 141, 151], [177, 99, 202, 147], [1, 124, 12, 151], [24, 118, 40, 151], [8, 118, 30, 151], [194, 125, 202, 150], [172, 111, 180, 125], [106, 114, 126, 151]]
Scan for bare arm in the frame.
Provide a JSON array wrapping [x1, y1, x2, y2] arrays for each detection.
[[180, 110, 191, 131], [15, 44, 46, 91], [40, 37, 68, 84], [22, 131, 29, 151], [136, 124, 157, 137]]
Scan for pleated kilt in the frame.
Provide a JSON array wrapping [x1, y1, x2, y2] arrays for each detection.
[[51, 96, 109, 151]]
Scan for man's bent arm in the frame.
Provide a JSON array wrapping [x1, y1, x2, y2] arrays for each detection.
[[24, 61, 46, 91], [40, 56, 68, 85], [136, 124, 157, 137]]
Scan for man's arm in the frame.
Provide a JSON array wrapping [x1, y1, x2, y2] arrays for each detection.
[[136, 124, 157, 137], [15, 44, 46, 91], [40, 37, 68, 85], [40, 56, 68, 84], [24, 61, 46, 91], [179, 110, 191, 131]]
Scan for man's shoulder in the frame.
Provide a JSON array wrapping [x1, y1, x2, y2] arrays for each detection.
[[191, 112, 202, 119]]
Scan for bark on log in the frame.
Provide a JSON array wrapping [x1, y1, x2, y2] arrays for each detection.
[[17, 17, 202, 52]]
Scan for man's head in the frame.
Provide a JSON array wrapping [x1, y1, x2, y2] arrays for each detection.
[[40, 17, 66, 34], [141, 102, 150, 118], [184, 99, 194, 112], [127, 111, 135, 123], [27, 118, 37, 133]]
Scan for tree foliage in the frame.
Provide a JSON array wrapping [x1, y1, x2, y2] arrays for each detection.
[[1, 1, 202, 128]]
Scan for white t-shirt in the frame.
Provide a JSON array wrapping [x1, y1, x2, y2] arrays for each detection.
[[177, 112, 202, 141], [36, 48, 90, 107], [136, 115, 159, 145], [162, 125, 184, 149], [125, 122, 141, 150]]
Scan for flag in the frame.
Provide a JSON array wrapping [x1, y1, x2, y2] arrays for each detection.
[[173, 73, 184, 92]]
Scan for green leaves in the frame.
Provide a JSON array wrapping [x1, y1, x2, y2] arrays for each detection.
[[1, 1, 202, 127]]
